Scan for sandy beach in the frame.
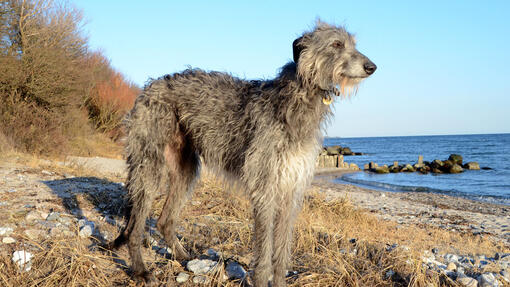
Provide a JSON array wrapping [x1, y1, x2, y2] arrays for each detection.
[[314, 168, 510, 246]]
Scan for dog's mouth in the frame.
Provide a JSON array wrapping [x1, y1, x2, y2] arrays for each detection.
[[323, 76, 362, 105]]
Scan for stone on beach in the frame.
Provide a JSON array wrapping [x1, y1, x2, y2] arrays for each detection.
[[187, 259, 217, 275], [12, 250, 33, 271], [477, 273, 501, 287]]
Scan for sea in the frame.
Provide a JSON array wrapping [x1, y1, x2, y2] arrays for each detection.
[[324, 133, 510, 206]]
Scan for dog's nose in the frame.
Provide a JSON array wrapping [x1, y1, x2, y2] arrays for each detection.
[[364, 62, 377, 75]]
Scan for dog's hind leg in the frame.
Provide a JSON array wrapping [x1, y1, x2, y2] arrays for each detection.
[[156, 131, 200, 260]]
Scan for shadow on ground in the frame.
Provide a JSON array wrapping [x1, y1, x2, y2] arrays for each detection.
[[42, 177, 128, 242]]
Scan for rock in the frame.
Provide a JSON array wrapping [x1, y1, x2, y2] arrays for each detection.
[[401, 164, 415, 172], [431, 248, 439, 254], [389, 165, 401, 173], [445, 254, 460, 263], [449, 164, 464, 174], [499, 270, 509, 283], [205, 248, 220, 261], [176, 272, 190, 283], [457, 275, 479, 287], [477, 273, 500, 287], [414, 163, 426, 169], [225, 260, 247, 280], [464, 162, 480, 170], [25, 210, 42, 221], [374, 166, 389, 174], [12, 250, 33, 271], [192, 275, 209, 284], [349, 163, 359, 170], [79, 224, 93, 238], [481, 167, 492, 170], [326, 146, 341, 155], [430, 159, 444, 169], [187, 259, 217, 275], [0, 227, 13, 236], [449, 154, 463, 166], [418, 166, 431, 174], [24, 229, 46, 239], [447, 262, 457, 271], [364, 163, 370, 170], [341, 147, 353, 155], [2, 236, 16, 244], [46, 212, 61, 221]]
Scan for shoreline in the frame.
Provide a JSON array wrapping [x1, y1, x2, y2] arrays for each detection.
[[313, 168, 510, 246]]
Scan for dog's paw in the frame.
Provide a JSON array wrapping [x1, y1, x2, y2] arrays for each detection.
[[133, 271, 158, 286]]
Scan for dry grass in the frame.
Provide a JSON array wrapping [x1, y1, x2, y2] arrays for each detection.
[[0, 165, 508, 286]]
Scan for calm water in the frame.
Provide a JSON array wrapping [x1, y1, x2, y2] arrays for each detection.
[[325, 134, 510, 206]]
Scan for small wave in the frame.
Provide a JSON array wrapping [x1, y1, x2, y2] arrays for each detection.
[[338, 175, 446, 193]]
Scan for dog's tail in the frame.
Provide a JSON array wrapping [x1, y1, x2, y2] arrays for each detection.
[[108, 78, 177, 249]]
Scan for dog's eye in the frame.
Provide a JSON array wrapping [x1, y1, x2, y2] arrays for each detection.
[[332, 41, 344, 49]]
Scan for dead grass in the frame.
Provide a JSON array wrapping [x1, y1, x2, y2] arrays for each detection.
[[0, 165, 508, 286]]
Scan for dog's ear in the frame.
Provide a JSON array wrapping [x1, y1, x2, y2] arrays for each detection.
[[293, 36, 304, 63]]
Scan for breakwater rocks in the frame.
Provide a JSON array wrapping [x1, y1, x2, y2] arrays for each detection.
[[364, 154, 488, 175], [316, 146, 362, 169]]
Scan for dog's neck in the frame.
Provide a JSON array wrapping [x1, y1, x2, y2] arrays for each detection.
[[275, 62, 332, 142]]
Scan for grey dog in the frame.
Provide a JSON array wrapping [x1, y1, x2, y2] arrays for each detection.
[[108, 21, 376, 286]]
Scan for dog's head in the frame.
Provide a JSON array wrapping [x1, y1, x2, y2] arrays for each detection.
[[293, 21, 376, 102]]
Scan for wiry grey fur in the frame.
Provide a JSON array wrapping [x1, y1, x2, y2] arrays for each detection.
[[109, 21, 376, 286]]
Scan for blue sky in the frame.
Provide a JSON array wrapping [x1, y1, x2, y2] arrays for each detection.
[[75, 0, 510, 137]]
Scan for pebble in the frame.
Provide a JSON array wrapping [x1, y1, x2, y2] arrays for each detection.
[[225, 260, 247, 280], [446, 262, 457, 271], [445, 254, 460, 263], [25, 210, 42, 221], [0, 227, 13, 236], [2, 236, 16, 244], [24, 229, 46, 239], [187, 259, 217, 275], [79, 224, 93, 238], [12, 250, 33, 271], [500, 270, 510, 283], [192, 275, 209, 284], [457, 275, 478, 287], [477, 273, 500, 287], [175, 272, 190, 283], [46, 212, 61, 221]]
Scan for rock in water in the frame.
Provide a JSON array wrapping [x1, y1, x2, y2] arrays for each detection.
[[374, 166, 389, 174], [341, 147, 353, 155], [326, 145, 341, 155], [401, 164, 415, 172], [464, 162, 480, 170], [449, 164, 464, 174], [449, 154, 463, 166]]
